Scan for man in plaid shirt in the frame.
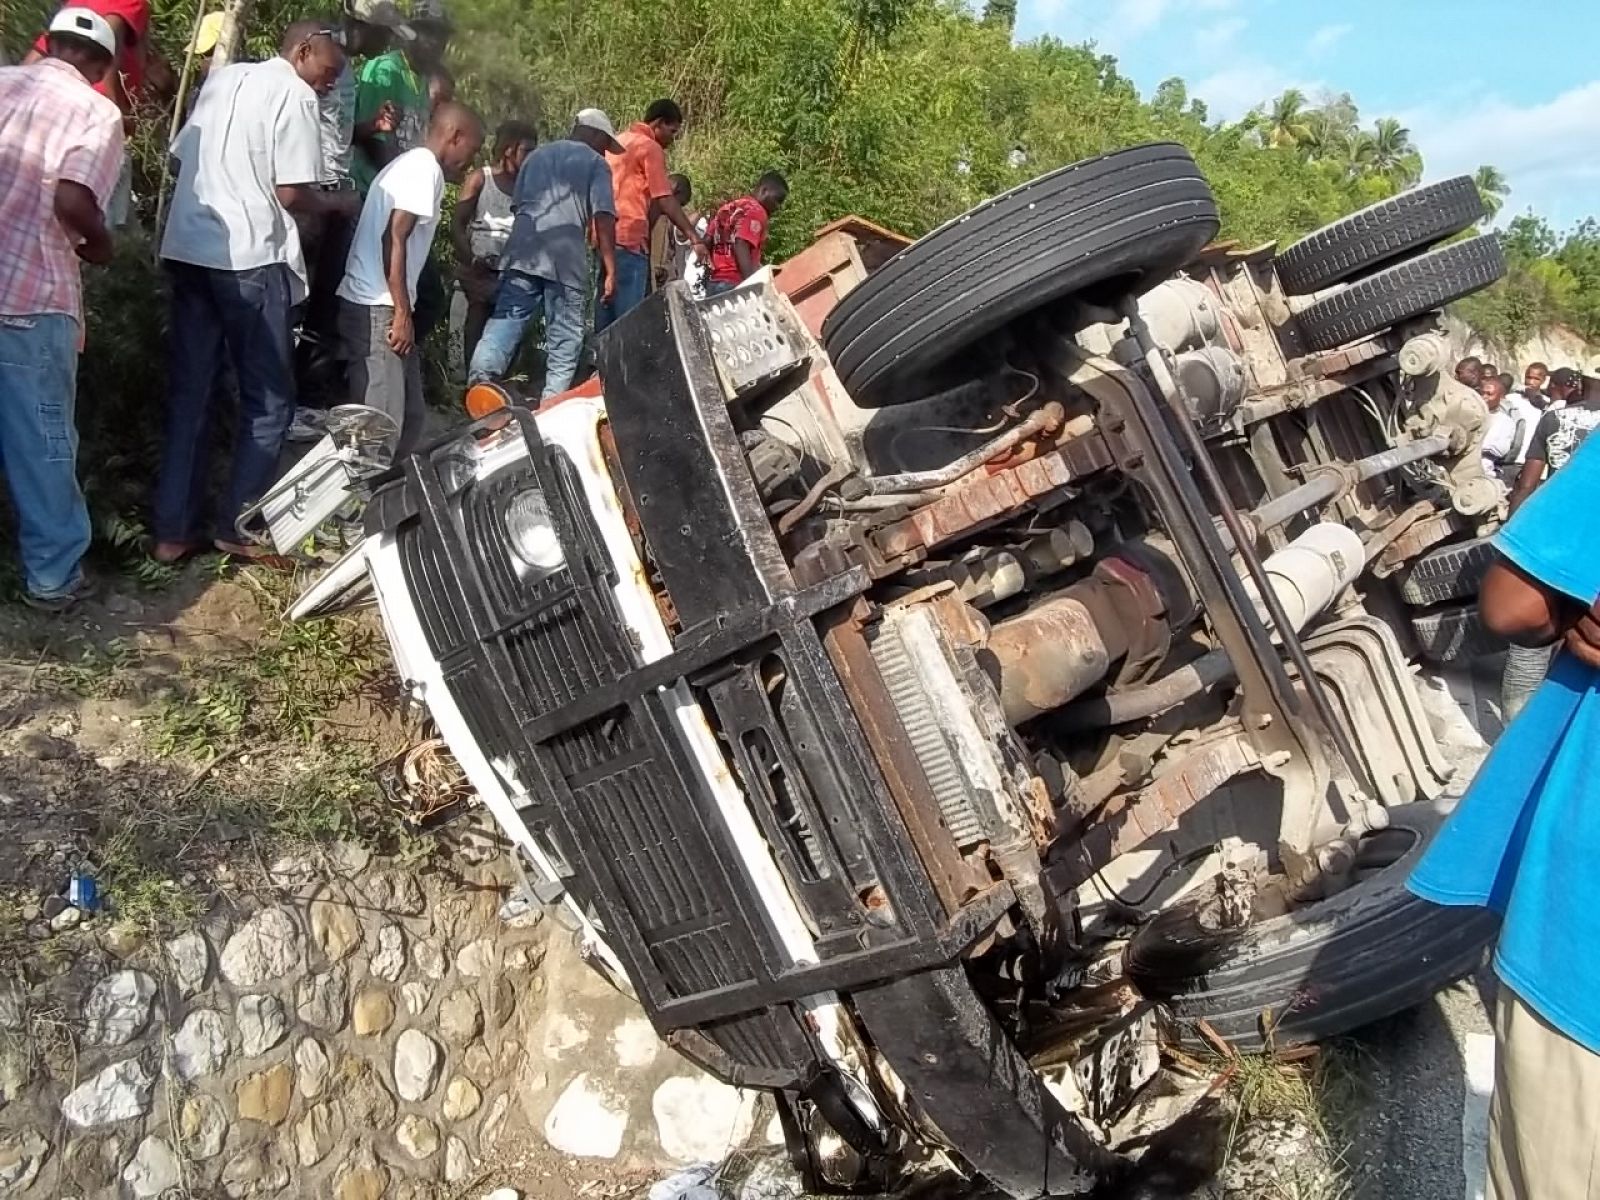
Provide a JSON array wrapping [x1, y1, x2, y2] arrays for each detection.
[[0, 8, 123, 612]]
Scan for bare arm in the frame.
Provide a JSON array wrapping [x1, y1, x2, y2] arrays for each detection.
[[1481, 557, 1574, 647], [657, 194, 706, 255], [594, 212, 617, 302], [55, 180, 113, 264], [1508, 456, 1545, 516], [274, 185, 359, 218], [733, 238, 758, 280], [384, 209, 418, 354], [451, 168, 484, 265]]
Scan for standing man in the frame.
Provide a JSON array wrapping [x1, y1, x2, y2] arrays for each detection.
[[350, 0, 449, 193], [1409, 414, 1600, 1199], [1517, 361, 1550, 408], [339, 101, 483, 458], [468, 109, 620, 400], [1480, 373, 1537, 483], [1455, 356, 1484, 391], [649, 173, 695, 292], [0, 10, 122, 611], [153, 22, 355, 564], [452, 119, 538, 366], [597, 99, 706, 330], [704, 173, 788, 295]]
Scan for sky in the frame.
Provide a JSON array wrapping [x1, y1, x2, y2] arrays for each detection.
[[1013, 0, 1600, 232]]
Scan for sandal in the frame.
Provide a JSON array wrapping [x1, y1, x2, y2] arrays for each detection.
[[213, 540, 297, 571]]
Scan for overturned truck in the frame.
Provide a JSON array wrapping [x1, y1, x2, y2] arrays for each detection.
[[310, 146, 1508, 1193]]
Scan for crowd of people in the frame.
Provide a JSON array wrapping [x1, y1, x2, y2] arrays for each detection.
[[0, 0, 789, 610]]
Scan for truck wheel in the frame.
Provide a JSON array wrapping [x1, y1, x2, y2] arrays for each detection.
[[1399, 536, 1499, 606], [1411, 602, 1507, 663], [1273, 177, 1485, 296], [1295, 234, 1506, 353], [822, 143, 1219, 407], [1123, 802, 1497, 1052]]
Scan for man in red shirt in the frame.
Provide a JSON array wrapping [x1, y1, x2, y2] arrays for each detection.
[[705, 172, 787, 295], [597, 97, 706, 331]]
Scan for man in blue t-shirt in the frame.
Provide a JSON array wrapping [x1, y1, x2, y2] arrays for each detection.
[[1410, 373, 1600, 1197]]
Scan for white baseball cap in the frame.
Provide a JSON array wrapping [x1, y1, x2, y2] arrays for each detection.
[[49, 6, 117, 57], [574, 107, 624, 153]]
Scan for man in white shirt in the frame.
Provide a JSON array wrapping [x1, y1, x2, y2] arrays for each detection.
[[153, 20, 357, 564], [338, 100, 482, 456], [1481, 373, 1542, 484]]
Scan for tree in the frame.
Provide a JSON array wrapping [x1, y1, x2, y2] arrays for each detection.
[[1367, 117, 1422, 187], [1473, 165, 1510, 220], [983, 0, 1017, 33], [1262, 88, 1312, 149]]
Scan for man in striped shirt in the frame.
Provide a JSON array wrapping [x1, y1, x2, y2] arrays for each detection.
[[0, 9, 123, 612]]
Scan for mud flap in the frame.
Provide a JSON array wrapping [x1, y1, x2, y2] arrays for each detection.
[[851, 968, 1127, 1197]]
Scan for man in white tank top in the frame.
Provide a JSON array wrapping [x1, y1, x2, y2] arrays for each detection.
[[451, 119, 537, 366]]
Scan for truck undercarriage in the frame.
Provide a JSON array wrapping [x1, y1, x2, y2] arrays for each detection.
[[296, 145, 1507, 1194]]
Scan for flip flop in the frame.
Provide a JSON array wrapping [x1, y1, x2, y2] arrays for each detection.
[[213, 540, 297, 571]]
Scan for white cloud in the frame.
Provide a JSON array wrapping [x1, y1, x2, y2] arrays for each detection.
[[1191, 63, 1322, 121], [1403, 81, 1600, 229], [1307, 22, 1352, 56], [1196, 16, 1247, 53]]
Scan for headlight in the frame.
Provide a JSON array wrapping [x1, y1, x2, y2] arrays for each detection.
[[504, 487, 566, 578]]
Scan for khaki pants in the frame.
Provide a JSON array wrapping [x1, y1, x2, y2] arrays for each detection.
[[1489, 987, 1600, 1198]]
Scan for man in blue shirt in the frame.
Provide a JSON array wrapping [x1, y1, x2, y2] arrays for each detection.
[[467, 107, 619, 400], [1410, 367, 1600, 1198]]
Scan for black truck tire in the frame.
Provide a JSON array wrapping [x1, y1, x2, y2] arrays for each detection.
[[1399, 536, 1499, 606], [1412, 602, 1507, 663], [1273, 177, 1485, 296], [1295, 234, 1506, 353], [822, 143, 1220, 407], [1123, 803, 1497, 1052]]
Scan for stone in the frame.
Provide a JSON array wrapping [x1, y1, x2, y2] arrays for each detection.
[[308, 886, 362, 964], [0, 1042, 30, 1108], [438, 988, 482, 1044], [236, 1062, 294, 1125], [612, 1017, 661, 1069], [365, 868, 425, 916], [487, 976, 515, 1031], [497, 893, 543, 929], [295, 1101, 338, 1167], [412, 938, 445, 980], [504, 942, 544, 973], [122, 1135, 181, 1198], [443, 1075, 482, 1122], [444, 1136, 472, 1184], [266, 852, 315, 890], [371, 923, 405, 981], [296, 1037, 331, 1099], [401, 981, 430, 1017], [337, 1166, 389, 1200], [340, 1057, 398, 1128], [397, 1113, 440, 1160], [101, 920, 144, 958], [0, 1130, 48, 1192], [479, 1093, 511, 1149], [481, 1192, 521, 1200], [542, 1013, 589, 1059], [221, 1147, 290, 1198], [653, 1075, 755, 1164], [296, 963, 348, 1031], [0, 983, 23, 1031], [221, 908, 304, 987], [331, 841, 372, 875], [455, 938, 495, 978], [82, 969, 157, 1046], [172, 1007, 231, 1081], [352, 988, 395, 1037], [463, 1042, 494, 1079], [180, 1093, 228, 1159], [166, 929, 210, 995], [544, 1073, 627, 1159], [62, 1057, 155, 1127], [394, 1029, 442, 1101], [236, 993, 289, 1057], [49, 905, 82, 932]]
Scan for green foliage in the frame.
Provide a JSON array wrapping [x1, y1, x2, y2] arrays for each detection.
[[1455, 214, 1600, 356]]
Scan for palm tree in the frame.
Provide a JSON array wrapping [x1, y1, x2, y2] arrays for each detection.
[[1473, 165, 1510, 220], [1299, 108, 1350, 161], [1368, 117, 1423, 187], [1263, 89, 1312, 149]]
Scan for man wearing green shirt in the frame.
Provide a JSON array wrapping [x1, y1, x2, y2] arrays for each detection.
[[350, 0, 448, 194]]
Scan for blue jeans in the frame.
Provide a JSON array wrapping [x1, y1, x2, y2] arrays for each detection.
[[0, 314, 90, 598], [468, 270, 586, 401], [704, 279, 738, 297], [594, 247, 650, 333], [155, 261, 296, 544]]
